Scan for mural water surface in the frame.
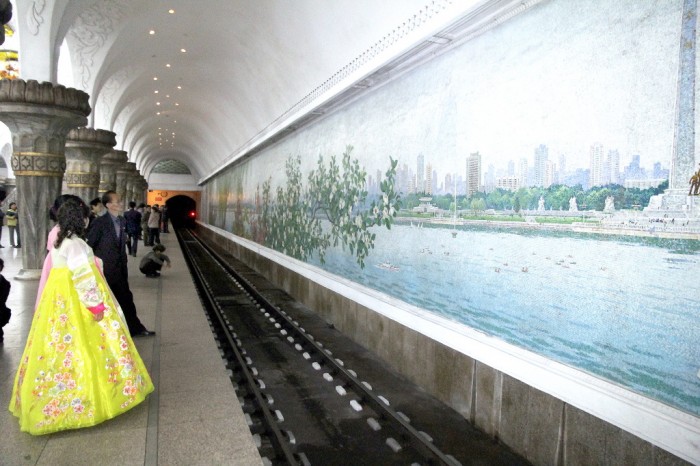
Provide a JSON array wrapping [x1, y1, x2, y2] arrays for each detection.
[[203, 0, 700, 416]]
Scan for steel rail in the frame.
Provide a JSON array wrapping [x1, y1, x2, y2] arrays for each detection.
[[177, 229, 301, 465], [188, 229, 460, 466]]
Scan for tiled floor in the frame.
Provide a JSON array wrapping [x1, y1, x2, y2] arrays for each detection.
[[0, 227, 262, 466]]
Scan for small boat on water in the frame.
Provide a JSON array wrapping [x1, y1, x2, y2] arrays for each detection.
[[376, 261, 400, 272]]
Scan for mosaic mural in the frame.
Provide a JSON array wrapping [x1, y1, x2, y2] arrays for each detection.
[[203, 0, 700, 416]]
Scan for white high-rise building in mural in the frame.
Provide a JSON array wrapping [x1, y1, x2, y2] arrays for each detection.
[[518, 157, 529, 187], [589, 142, 605, 187], [607, 149, 620, 185], [466, 152, 482, 197], [425, 163, 433, 194], [416, 154, 425, 193], [534, 144, 548, 187]]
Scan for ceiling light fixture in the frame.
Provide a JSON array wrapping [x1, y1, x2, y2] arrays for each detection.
[[177, 85, 182, 89], [154, 90, 159, 94], [153, 77, 158, 81], [168, 9, 175, 14], [180, 48, 186, 53], [149, 30, 155, 35]]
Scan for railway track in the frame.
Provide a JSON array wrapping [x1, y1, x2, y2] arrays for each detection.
[[177, 228, 530, 465]]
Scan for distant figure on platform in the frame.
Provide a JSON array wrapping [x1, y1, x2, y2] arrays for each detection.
[[141, 205, 151, 246], [6, 202, 19, 247], [87, 191, 155, 337], [161, 205, 169, 233], [124, 201, 142, 257], [537, 196, 545, 212], [147, 205, 161, 246], [140, 244, 171, 278], [9, 198, 154, 435], [0, 258, 11, 343], [89, 197, 105, 227]]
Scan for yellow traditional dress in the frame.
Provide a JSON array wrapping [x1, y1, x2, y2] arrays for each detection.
[[8, 236, 154, 435]]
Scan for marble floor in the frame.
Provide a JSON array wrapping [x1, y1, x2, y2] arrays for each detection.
[[0, 227, 262, 466]]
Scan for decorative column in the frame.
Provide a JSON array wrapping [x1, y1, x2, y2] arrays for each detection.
[[0, 80, 90, 279], [99, 149, 127, 198], [64, 128, 116, 202], [124, 162, 138, 205], [140, 177, 149, 205], [115, 157, 130, 209]]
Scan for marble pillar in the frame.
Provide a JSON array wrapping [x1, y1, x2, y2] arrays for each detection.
[[115, 158, 130, 209], [0, 80, 90, 279], [99, 149, 127, 200], [64, 127, 116, 203], [124, 162, 138, 205]]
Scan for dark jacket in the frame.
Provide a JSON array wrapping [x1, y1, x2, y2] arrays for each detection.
[[124, 208, 142, 235], [86, 212, 128, 282]]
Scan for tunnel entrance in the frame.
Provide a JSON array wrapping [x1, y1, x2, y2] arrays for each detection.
[[165, 195, 197, 228]]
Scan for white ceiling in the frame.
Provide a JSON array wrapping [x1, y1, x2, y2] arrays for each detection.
[[12, 0, 474, 182]]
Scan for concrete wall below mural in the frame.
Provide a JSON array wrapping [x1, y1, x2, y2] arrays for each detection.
[[197, 224, 697, 466]]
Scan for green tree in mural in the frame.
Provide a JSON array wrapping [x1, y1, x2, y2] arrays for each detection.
[[265, 145, 400, 268]]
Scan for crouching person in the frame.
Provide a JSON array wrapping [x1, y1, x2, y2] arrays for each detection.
[[139, 244, 171, 278]]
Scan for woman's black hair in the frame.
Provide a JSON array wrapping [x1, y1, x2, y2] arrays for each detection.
[[50, 194, 86, 222], [54, 198, 90, 249]]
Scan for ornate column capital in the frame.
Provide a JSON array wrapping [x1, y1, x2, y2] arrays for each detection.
[[64, 127, 116, 191]]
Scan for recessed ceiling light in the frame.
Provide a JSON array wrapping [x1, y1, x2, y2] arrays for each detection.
[[156, 102, 161, 106], [165, 94, 170, 98], [168, 9, 175, 14], [156, 112, 161, 115], [149, 30, 155, 35], [166, 64, 171, 68], [177, 85, 182, 89], [153, 77, 158, 81], [180, 48, 186, 53], [175, 103, 179, 106], [154, 90, 159, 94]]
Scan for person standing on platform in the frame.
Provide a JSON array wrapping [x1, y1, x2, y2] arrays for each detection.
[[6, 202, 20, 248], [147, 205, 161, 246], [9, 198, 154, 435], [88, 198, 104, 227], [87, 191, 155, 337], [123, 201, 142, 257], [141, 205, 151, 247], [160, 205, 169, 233], [0, 205, 5, 248], [0, 258, 11, 343]]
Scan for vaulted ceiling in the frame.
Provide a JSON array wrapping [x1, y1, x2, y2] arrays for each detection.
[[11, 0, 484, 182]]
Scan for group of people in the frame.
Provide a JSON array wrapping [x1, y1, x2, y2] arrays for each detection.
[[2, 190, 175, 435]]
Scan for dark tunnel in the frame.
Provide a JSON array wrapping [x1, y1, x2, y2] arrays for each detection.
[[165, 195, 197, 228]]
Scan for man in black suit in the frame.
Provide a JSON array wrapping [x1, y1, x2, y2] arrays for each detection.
[[87, 191, 155, 337]]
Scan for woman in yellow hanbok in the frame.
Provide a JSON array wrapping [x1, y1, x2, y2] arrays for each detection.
[[9, 198, 154, 435]]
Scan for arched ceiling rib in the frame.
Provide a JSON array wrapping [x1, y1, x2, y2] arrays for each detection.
[[56, 0, 443, 180]]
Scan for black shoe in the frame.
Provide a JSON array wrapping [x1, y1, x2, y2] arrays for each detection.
[[133, 329, 156, 337], [13, 245, 20, 248]]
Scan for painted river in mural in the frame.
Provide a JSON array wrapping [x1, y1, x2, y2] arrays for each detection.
[[308, 223, 700, 416]]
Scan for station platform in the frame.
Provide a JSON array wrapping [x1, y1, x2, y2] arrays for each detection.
[[0, 227, 263, 466]]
